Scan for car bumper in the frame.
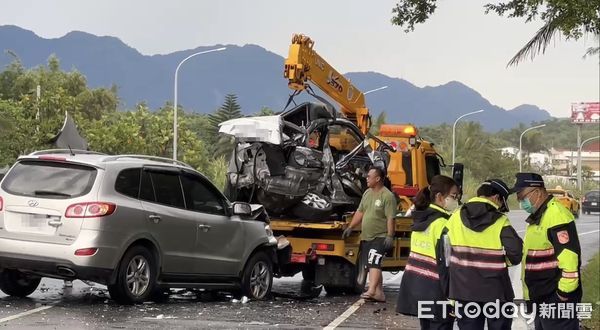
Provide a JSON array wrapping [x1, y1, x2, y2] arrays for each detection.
[[0, 230, 121, 283], [0, 252, 114, 284], [582, 203, 600, 212]]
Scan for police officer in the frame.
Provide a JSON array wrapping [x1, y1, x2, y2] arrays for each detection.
[[444, 179, 523, 330], [397, 175, 459, 330], [512, 173, 582, 330]]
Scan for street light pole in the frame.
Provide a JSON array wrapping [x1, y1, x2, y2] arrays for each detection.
[[519, 124, 546, 172], [173, 47, 226, 160], [452, 110, 484, 165], [364, 86, 388, 95], [577, 135, 600, 190]]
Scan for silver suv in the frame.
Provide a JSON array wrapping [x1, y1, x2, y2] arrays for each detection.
[[0, 150, 279, 304]]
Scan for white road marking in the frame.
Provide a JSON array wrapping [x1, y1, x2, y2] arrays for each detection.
[[0, 305, 54, 323], [579, 229, 600, 236], [323, 298, 365, 330]]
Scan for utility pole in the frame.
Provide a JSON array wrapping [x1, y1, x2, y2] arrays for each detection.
[[577, 124, 582, 190], [36, 85, 41, 132]]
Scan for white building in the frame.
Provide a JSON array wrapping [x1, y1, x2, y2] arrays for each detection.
[[499, 147, 551, 170]]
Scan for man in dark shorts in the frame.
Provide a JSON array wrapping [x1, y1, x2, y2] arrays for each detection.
[[343, 167, 397, 302]]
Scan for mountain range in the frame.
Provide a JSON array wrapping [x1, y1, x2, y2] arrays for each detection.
[[0, 25, 552, 131]]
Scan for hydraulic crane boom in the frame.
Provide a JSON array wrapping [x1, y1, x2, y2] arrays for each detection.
[[284, 34, 371, 134]]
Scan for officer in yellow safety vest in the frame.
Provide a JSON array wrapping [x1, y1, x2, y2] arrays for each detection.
[[444, 179, 523, 330], [396, 175, 459, 330], [512, 173, 582, 330]]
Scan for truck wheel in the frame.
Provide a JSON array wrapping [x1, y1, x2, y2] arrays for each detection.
[[324, 286, 345, 295], [291, 193, 333, 221], [108, 245, 157, 304], [0, 270, 41, 297], [241, 251, 273, 300]]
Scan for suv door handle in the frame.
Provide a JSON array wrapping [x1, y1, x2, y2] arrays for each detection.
[[198, 224, 211, 232], [148, 215, 161, 224]]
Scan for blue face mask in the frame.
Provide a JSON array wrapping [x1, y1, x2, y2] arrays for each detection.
[[520, 198, 536, 214]]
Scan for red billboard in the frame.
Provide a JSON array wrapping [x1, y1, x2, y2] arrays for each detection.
[[571, 102, 600, 123]]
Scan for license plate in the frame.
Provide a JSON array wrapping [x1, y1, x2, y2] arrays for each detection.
[[592, 202, 598, 206], [22, 214, 47, 228]]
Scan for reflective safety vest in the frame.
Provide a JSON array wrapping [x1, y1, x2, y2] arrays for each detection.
[[522, 197, 580, 301], [397, 204, 450, 319], [445, 197, 513, 302], [405, 204, 449, 281]]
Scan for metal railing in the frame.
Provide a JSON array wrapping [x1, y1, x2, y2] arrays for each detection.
[[29, 149, 107, 156]]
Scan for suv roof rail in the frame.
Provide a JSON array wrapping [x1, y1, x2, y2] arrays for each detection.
[[29, 149, 107, 156], [102, 155, 193, 168]]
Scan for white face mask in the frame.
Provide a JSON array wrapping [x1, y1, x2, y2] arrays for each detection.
[[444, 197, 459, 212]]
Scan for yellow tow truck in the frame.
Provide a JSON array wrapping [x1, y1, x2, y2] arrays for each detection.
[[268, 34, 463, 293]]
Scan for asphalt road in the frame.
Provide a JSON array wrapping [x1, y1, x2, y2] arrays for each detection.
[[0, 211, 598, 329]]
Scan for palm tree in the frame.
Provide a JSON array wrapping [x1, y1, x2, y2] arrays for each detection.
[[507, 18, 562, 66], [583, 34, 600, 60], [508, 17, 599, 66]]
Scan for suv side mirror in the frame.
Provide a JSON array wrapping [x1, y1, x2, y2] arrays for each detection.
[[452, 163, 464, 202], [232, 202, 252, 216]]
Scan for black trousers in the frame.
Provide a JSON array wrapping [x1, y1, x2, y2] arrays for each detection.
[[534, 315, 579, 330], [419, 318, 453, 330], [456, 302, 512, 330], [532, 296, 579, 330]]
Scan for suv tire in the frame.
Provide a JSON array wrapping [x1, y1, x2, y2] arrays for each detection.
[[0, 270, 41, 297], [108, 246, 157, 304], [241, 251, 273, 300]]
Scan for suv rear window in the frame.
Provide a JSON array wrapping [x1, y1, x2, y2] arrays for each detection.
[[1, 161, 97, 199]]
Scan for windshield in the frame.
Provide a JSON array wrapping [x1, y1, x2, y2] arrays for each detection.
[[1, 161, 97, 199]]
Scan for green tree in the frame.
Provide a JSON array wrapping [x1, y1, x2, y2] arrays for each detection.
[[370, 111, 387, 135], [84, 104, 210, 172], [255, 106, 275, 116], [421, 121, 519, 183], [208, 94, 244, 158], [391, 0, 599, 65]]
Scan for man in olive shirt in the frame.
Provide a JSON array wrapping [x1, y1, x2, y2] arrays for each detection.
[[343, 167, 397, 302]]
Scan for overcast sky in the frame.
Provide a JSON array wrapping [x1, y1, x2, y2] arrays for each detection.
[[1, 0, 598, 117]]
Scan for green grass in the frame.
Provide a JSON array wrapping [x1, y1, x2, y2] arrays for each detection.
[[582, 253, 600, 329]]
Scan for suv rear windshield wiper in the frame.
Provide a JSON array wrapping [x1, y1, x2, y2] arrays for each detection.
[[33, 190, 72, 197]]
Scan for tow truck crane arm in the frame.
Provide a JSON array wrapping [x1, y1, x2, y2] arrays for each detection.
[[284, 34, 371, 134]]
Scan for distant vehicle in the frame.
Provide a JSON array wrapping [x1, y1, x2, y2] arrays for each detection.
[[0, 150, 282, 304], [582, 190, 600, 214], [547, 186, 580, 218]]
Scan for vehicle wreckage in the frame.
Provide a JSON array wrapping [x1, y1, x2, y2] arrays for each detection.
[[220, 102, 395, 221]]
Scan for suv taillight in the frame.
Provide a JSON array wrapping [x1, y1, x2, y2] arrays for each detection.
[[0, 196, 3, 211], [65, 202, 116, 218]]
